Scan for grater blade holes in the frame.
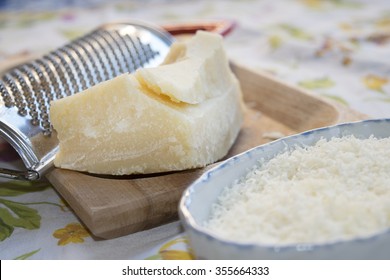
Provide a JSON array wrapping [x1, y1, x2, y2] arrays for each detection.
[[0, 24, 170, 136]]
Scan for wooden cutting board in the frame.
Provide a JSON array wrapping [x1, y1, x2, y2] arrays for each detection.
[[46, 62, 367, 239]]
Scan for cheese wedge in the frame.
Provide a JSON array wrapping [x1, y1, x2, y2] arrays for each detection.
[[50, 31, 244, 175], [136, 31, 233, 104]]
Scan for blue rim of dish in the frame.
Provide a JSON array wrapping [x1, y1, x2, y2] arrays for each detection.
[[179, 118, 390, 253]]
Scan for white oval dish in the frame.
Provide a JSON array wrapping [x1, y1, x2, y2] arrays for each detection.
[[179, 118, 390, 259]]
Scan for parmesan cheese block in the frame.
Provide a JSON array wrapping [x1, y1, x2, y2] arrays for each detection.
[[50, 31, 244, 175]]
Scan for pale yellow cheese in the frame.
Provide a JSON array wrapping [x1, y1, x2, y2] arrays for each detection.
[[50, 31, 244, 175], [136, 31, 233, 104]]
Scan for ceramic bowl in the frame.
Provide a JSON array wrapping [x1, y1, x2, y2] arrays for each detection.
[[179, 119, 390, 259]]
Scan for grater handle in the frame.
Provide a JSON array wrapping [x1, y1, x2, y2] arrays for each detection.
[[0, 167, 39, 180]]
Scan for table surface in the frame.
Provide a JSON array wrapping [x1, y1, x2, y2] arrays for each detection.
[[0, 0, 390, 260]]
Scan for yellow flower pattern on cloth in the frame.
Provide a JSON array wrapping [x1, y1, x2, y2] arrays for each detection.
[[146, 237, 195, 260], [53, 223, 90, 246], [363, 75, 389, 93]]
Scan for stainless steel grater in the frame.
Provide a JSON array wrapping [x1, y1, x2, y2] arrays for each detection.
[[0, 21, 174, 180]]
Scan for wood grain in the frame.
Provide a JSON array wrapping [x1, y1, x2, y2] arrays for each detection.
[[46, 62, 367, 239]]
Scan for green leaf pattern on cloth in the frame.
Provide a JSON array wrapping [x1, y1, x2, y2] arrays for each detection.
[[0, 180, 50, 197], [320, 94, 349, 105], [277, 24, 313, 41], [299, 77, 336, 89], [0, 218, 14, 241], [0, 200, 40, 230], [0, 181, 50, 241], [14, 249, 41, 260]]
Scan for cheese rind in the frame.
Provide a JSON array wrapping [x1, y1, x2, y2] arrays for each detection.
[[50, 31, 244, 175]]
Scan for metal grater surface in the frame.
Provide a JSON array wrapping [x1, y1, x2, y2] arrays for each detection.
[[0, 22, 174, 180]]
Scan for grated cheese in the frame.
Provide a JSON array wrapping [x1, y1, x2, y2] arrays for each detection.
[[206, 135, 390, 245]]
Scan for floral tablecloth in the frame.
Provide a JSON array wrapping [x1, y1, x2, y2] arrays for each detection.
[[0, 0, 390, 260]]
